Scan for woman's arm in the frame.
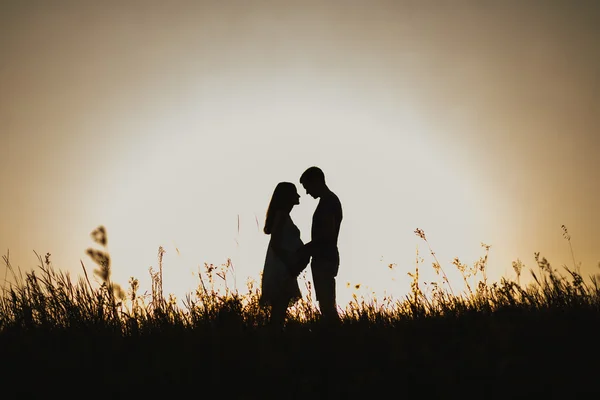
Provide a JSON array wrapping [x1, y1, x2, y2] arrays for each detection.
[[269, 210, 287, 259], [270, 211, 306, 275]]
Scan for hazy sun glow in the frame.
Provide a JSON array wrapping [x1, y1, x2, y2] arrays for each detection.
[[89, 80, 492, 306], [1, 1, 598, 308]]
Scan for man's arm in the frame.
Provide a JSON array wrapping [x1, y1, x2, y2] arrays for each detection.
[[303, 213, 337, 256]]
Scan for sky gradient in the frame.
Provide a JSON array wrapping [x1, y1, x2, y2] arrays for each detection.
[[1, 0, 598, 306]]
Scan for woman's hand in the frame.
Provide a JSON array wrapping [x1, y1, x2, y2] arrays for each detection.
[[289, 247, 310, 277]]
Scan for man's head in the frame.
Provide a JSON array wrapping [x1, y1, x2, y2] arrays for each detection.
[[300, 166, 327, 199]]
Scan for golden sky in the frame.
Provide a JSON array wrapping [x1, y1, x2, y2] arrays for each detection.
[[1, 1, 598, 305]]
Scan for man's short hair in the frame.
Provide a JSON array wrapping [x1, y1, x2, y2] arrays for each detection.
[[300, 166, 325, 184]]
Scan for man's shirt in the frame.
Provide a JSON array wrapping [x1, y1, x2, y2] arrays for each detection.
[[311, 191, 343, 264]]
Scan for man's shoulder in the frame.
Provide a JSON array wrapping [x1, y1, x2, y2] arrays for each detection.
[[328, 190, 341, 203], [321, 191, 342, 211]]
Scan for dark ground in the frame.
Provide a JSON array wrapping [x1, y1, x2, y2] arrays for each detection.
[[2, 308, 599, 399]]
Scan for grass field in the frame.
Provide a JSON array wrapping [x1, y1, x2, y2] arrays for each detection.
[[1, 226, 598, 398]]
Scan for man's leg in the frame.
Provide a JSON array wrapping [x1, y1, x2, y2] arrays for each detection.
[[311, 262, 339, 324], [318, 290, 338, 324]]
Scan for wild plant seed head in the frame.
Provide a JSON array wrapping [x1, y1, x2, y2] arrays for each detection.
[[414, 228, 426, 240]]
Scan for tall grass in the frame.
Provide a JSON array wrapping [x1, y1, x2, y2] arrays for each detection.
[[1, 225, 599, 398], [1, 225, 598, 333]]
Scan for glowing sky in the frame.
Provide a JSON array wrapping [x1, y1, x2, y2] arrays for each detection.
[[1, 1, 598, 306]]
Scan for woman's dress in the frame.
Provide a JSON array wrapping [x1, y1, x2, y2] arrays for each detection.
[[260, 215, 303, 306]]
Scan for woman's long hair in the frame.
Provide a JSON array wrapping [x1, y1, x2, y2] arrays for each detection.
[[264, 182, 296, 234]]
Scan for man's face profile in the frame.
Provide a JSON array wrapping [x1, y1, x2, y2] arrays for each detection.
[[301, 180, 318, 199]]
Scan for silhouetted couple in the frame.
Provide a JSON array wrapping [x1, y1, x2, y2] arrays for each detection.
[[260, 166, 343, 330]]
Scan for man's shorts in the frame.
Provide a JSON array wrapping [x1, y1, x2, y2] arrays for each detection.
[[310, 258, 339, 304]]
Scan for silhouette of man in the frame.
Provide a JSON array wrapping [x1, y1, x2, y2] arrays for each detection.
[[299, 166, 343, 323]]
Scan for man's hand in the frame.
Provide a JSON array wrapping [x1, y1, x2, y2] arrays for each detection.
[[297, 242, 312, 264]]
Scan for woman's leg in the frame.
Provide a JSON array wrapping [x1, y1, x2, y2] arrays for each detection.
[[269, 297, 288, 330]]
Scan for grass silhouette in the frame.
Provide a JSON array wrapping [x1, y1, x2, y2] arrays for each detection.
[[0, 225, 598, 398]]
